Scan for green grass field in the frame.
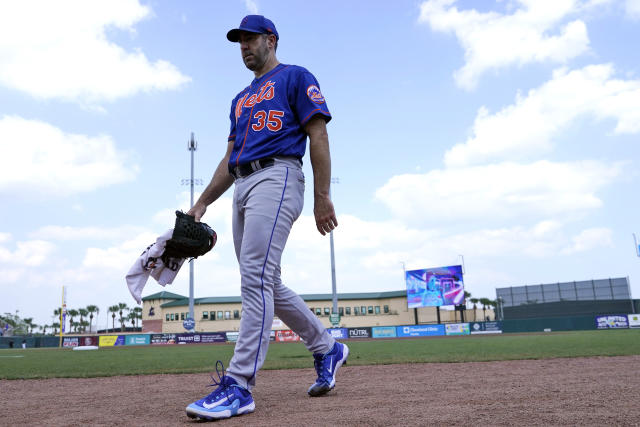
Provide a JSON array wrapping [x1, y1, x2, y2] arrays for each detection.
[[1, 329, 638, 380]]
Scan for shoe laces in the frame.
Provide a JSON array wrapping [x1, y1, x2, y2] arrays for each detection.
[[313, 352, 332, 384], [204, 360, 235, 403]]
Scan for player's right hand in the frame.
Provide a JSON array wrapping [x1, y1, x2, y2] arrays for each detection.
[[187, 203, 207, 222]]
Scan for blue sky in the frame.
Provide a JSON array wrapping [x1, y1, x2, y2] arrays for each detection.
[[1, 0, 639, 329]]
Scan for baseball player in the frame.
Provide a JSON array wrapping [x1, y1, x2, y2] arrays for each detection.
[[185, 15, 349, 420]]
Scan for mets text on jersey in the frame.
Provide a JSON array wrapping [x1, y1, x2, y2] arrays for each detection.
[[235, 80, 276, 120]]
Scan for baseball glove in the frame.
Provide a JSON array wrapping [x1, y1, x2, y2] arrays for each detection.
[[161, 211, 217, 264]]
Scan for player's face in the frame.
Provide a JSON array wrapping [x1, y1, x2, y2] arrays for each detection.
[[239, 32, 271, 71]]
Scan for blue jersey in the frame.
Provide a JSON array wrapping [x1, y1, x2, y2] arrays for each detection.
[[227, 64, 331, 169]]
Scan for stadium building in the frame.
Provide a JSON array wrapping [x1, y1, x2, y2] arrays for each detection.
[[141, 290, 493, 334]]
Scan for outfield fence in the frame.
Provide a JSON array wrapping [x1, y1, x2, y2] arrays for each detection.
[[1, 312, 638, 349]]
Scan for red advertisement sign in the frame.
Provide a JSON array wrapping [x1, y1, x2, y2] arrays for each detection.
[[275, 330, 300, 342]]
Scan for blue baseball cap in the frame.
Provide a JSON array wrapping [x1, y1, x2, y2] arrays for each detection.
[[227, 15, 279, 42]]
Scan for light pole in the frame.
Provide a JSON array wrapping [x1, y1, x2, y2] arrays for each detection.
[[330, 177, 339, 316], [187, 133, 197, 326]]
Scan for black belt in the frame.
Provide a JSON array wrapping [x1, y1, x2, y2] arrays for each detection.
[[231, 158, 275, 178]]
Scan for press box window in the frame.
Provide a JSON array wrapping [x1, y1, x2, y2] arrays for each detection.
[[166, 314, 170, 321], [234, 310, 240, 319], [324, 307, 330, 315], [225, 311, 231, 320], [384, 305, 389, 313], [339, 307, 344, 316], [345, 307, 351, 315], [202, 311, 209, 320], [315, 308, 321, 315], [354, 307, 360, 315], [170, 313, 175, 321], [361, 306, 366, 315], [181, 313, 185, 320], [375, 306, 380, 314]]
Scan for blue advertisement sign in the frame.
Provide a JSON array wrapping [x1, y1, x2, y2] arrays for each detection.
[[406, 265, 465, 308], [595, 315, 629, 329], [396, 324, 445, 337], [469, 321, 503, 334], [125, 334, 150, 345], [183, 318, 195, 330], [372, 326, 397, 338], [328, 328, 348, 339]]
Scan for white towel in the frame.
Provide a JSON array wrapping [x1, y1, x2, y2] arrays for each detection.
[[125, 229, 185, 304]]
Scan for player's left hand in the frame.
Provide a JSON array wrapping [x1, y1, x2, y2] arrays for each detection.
[[314, 194, 338, 236]]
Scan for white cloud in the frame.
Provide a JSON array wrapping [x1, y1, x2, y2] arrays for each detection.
[[627, 0, 640, 18], [418, 0, 590, 89], [561, 227, 613, 254], [0, 0, 190, 104], [31, 225, 147, 241], [0, 239, 56, 267], [244, 0, 259, 14], [375, 160, 623, 225], [0, 115, 138, 195], [445, 64, 640, 167]]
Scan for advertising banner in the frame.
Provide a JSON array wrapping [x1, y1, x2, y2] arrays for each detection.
[[200, 332, 227, 343], [347, 327, 372, 339], [62, 337, 79, 347], [406, 265, 465, 308], [328, 328, 348, 339], [372, 326, 397, 338], [79, 336, 99, 346], [99, 335, 125, 347], [275, 330, 300, 342], [396, 324, 445, 337], [226, 332, 239, 342], [628, 314, 640, 328], [125, 335, 150, 346], [150, 333, 176, 345], [445, 323, 470, 336], [595, 315, 629, 329], [470, 322, 503, 334]]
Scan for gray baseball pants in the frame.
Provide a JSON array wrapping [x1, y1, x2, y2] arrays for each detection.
[[226, 156, 335, 390]]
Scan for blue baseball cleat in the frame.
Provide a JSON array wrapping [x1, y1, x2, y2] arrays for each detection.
[[186, 361, 255, 420], [308, 341, 349, 396]]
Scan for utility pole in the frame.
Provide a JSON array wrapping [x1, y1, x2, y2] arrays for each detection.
[[187, 133, 197, 327], [330, 177, 339, 317]]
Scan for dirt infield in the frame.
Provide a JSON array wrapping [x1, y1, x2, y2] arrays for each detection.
[[3, 355, 639, 426]]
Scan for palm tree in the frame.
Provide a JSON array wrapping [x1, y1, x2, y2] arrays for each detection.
[[132, 307, 142, 329], [67, 309, 79, 332], [23, 318, 35, 335], [470, 298, 479, 321], [78, 308, 88, 332], [79, 320, 89, 333], [52, 322, 60, 335], [108, 305, 119, 332], [479, 298, 491, 320], [117, 303, 129, 332], [86, 305, 99, 333]]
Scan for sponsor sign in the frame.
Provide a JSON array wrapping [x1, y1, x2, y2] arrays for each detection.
[[595, 315, 629, 329], [125, 335, 150, 346], [200, 332, 227, 343], [347, 327, 372, 339], [226, 332, 239, 342], [151, 333, 176, 345], [445, 323, 470, 336], [628, 314, 640, 328], [79, 336, 99, 346], [469, 322, 503, 334], [99, 335, 125, 347], [329, 313, 340, 326], [62, 337, 79, 348], [328, 328, 348, 339], [275, 330, 300, 342], [183, 318, 195, 331], [372, 326, 397, 338], [396, 324, 445, 337]]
